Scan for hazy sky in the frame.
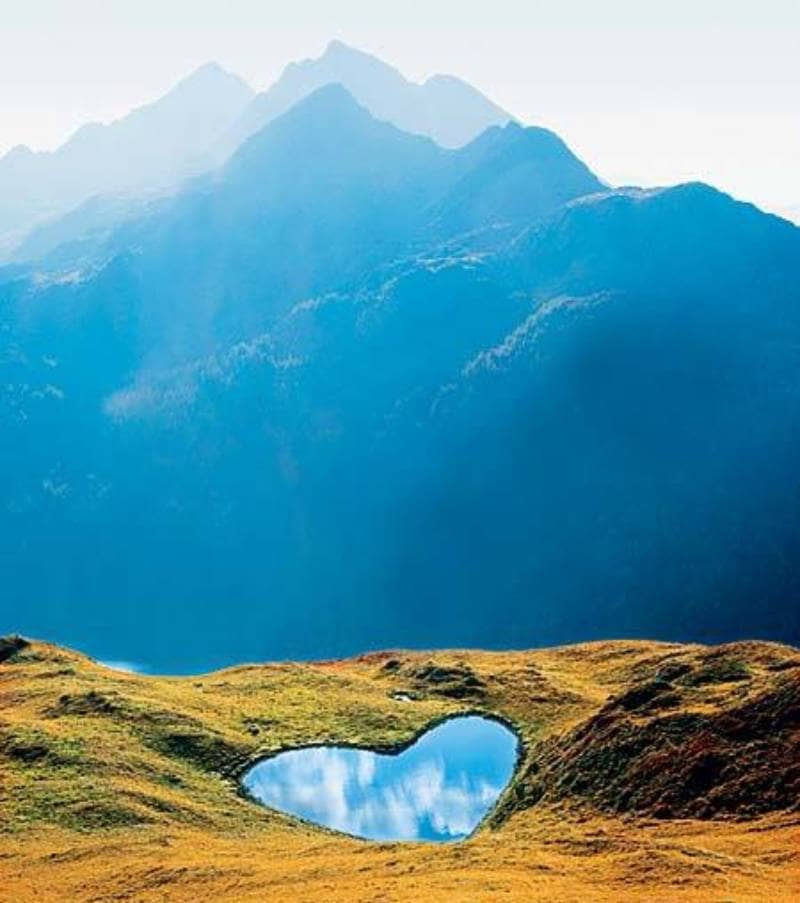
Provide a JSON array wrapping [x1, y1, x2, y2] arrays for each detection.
[[1, 0, 798, 219]]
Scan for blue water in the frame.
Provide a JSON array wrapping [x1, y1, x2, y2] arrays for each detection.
[[242, 715, 518, 842]]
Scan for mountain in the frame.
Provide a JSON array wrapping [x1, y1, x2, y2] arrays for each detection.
[[1, 43, 511, 265], [7, 192, 167, 267], [7, 86, 594, 369], [1, 85, 799, 672], [78, 84, 450, 366], [396, 187, 800, 648], [428, 121, 604, 237], [220, 40, 511, 158], [0, 63, 254, 245]]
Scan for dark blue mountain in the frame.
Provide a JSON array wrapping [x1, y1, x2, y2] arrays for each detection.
[[1, 87, 799, 672]]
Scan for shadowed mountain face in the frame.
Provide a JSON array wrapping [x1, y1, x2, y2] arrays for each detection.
[[1, 86, 799, 672], [222, 40, 511, 156], [0, 63, 255, 245]]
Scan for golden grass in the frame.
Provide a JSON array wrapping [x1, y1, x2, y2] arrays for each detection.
[[1, 638, 799, 901]]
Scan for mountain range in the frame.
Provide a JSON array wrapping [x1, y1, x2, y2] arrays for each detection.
[[0, 63, 254, 248], [220, 39, 511, 157], [0, 42, 509, 259], [1, 47, 799, 672]]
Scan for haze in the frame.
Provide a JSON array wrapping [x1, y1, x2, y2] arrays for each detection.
[[1, 0, 798, 221]]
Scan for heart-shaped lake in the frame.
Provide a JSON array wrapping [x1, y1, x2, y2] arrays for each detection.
[[241, 715, 519, 842]]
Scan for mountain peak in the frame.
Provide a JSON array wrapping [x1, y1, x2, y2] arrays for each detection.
[[167, 61, 254, 102], [224, 83, 372, 176], [1, 144, 36, 163], [323, 38, 353, 56], [191, 60, 226, 76], [0, 59, 255, 240], [281, 82, 367, 119], [320, 39, 386, 66], [424, 73, 469, 88], [226, 81, 431, 177], [225, 43, 510, 154]]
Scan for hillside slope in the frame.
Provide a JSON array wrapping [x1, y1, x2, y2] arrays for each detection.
[[2, 637, 798, 901]]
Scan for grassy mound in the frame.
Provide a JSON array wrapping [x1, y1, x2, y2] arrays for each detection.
[[1, 637, 798, 901]]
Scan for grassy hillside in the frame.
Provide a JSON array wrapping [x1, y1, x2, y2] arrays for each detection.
[[1, 636, 798, 901]]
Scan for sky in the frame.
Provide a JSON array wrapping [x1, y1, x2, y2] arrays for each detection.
[[1, 0, 798, 220]]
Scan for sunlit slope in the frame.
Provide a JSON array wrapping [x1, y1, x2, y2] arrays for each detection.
[[2, 636, 798, 901]]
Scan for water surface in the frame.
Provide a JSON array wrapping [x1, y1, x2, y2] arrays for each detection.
[[242, 715, 518, 842]]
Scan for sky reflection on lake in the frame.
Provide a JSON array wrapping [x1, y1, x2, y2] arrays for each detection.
[[242, 715, 518, 842]]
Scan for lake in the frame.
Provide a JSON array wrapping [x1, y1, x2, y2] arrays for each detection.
[[241, 715, 519, 842]]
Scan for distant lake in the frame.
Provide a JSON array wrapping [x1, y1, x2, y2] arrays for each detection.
[[241, 715, 519, 842]]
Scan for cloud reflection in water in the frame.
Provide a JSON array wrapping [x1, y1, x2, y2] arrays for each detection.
[[242, 715, 517, 842]]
